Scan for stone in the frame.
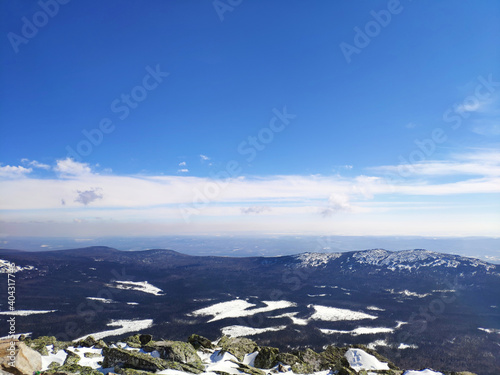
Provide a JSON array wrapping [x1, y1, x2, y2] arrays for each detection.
[[254, 346, 280, 369], [188, 334, 214, 350], [102, 347, 168, 372], [63, 349, 81, 365], [0, 339, 42, 375], [144, 340, 203, 369], [229, 360, 265, 375], [218, 336, 259, 362]]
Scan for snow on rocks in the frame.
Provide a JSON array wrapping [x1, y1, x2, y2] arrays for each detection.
[[109, 280, 164, 295], [344, 348, 390, 372], [403, 370, 444, 375]]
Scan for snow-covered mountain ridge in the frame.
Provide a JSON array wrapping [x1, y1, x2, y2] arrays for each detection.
[[292, 249, 498, 274]]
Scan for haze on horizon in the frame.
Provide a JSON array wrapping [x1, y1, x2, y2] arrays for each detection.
[[1, 1, 499, 240]]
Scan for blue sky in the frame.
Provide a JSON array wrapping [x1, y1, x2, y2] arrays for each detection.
[[0, 0, 499, 238]]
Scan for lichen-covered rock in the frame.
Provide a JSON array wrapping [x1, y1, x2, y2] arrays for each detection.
[[144, 340, 202, 369], [254, 346, 280, 369], [63, 349, 81, 365], [44, 363, 103, 375], [125, 334, 144, 348], [218, 336, 259, 362], [0, 339, 42, 375], [24, 336, 58, 355], [94, 339, 108, 349], [115, 367, 157, 375], [275, 352, 301, 366], [84, 352, 102, 358], [188, 334, 214, 350], [102, 347, 168, 372], [295, 348, 327, 372], [229, 360, 265, 375], [319, 345, 349, 369], [78, 336, 98, 348]]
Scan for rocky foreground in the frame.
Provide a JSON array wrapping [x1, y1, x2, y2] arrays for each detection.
[[0, 333, 477, 375]]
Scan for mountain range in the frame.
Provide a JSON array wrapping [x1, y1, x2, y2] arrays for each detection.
[[0, 247, 499, 375]]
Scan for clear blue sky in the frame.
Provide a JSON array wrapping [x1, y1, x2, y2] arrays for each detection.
[[0, 0, 499, 238]]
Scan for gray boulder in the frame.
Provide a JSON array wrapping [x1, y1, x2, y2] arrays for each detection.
[[218, 336, 259, 362], [143, 340, 203, 369]]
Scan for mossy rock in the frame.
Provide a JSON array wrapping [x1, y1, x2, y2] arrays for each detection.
[[188, 334, 214, 350], [290, 361, 314, 374], [24, 335, 58, 355], [275, 352, 301, 366], [45, 363, 103, 375], [229, 360, 265, 375], [94, 340, 108, 349], [254, 346, 280, 369], [115, 368, 157, 375], [84, 352, 102, 358], [125, 334, 142, 348], [48, 361, 61, 369], [294, 348, 327, 372], [144, 340, 202, 369], [102, 347, 169, 372], [78, 336, 98, 348], [63, 349, 81, 366], [319, 345, 348, 369], [218, 336, 259, 362]]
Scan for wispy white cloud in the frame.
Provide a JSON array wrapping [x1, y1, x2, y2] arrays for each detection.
[[54, 158, 92, 177], [179, 161, 187, 166], [0, 151, 499, 237], [21, 159, 50, 170], [200, 154, 210, 161], [0, 165, 32, 179], [178, 168, 189, 173]]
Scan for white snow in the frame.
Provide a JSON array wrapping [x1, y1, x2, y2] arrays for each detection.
[[191, 299, 296, 323], [0, 310, 56, 316], [294, 252, 342, 267], [243, 352, 259, 367], [320, 327, 393, 335], [345, 348, 389, 372], [76, 319, 153, 340], [366, 306, 385, 311], [86, 297, 116, 303], [367, 340, 389, 349], [271, 312, 309, 326], [0, 259, 36, 273], [478, 327, 500, 334], [110, 280, 164, 295], [221, 325, 286, 337], [403, 370, 444, 375], [398, 343, 418, 349], [127, 302, 139, 305], [309, 305, 377, 321]]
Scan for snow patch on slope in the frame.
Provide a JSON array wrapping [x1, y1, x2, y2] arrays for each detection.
[[191, 299, 296, 323], [309, 305, 377, 321]]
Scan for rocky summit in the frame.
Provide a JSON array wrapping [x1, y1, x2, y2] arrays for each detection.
[[1, 333, 478, 375]]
